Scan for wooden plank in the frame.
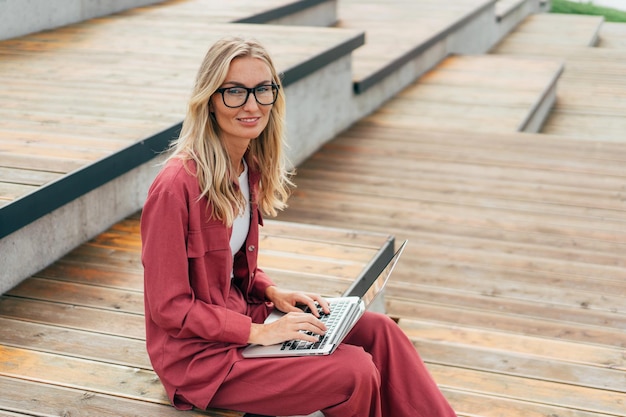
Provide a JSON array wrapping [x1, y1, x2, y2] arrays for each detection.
[[35, 260, 145, 292], [0, 297, 145, 339], [386, 275, 626, 328], [428, 363, 625, 416], [415, 338, 626, 393], [263, 219, 392, 249], [0, 317, 150, 369], [282, 185, 626, 271], [0, 167, 62, 186], [442, 389, 617, 417], [0, 345, 167, 403], [400, 319, 626, 371], [6, 277, 144, 314], [0, 375, 239, 417], [388, 296, 625, 348]]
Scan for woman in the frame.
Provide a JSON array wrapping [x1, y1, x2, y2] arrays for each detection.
[[141, 36, 456, 417]]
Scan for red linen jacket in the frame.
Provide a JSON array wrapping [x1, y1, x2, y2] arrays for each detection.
[[141, 156, 275, 410]]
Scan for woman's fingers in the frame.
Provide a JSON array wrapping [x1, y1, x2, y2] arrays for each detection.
[[310, 294, 331, 315], [284, 312, 326, 339]]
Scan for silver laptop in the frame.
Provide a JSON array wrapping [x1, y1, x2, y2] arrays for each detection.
[[242, 240, 407, 358]]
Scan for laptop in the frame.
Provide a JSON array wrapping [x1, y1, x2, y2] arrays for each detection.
[[242, 240, 407, 358]]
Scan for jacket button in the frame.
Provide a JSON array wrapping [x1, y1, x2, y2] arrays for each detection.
[[248, 245, 255, 252]]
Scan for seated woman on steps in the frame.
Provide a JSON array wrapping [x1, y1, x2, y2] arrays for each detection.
[[140, 36, 456, 417]]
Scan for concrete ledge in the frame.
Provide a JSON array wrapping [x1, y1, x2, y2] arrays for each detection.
[[353, 39, 448, 120], [0, 0, 166, 41], [0, 157, 164, 294], [286, 55, 356, 166], [238, 0, 337, 26]]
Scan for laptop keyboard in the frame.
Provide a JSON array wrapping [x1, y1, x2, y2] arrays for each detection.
[[280, 301, 350, 351]]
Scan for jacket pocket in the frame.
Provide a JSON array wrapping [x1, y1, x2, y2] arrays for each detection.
[[186, 225, 230, 258]]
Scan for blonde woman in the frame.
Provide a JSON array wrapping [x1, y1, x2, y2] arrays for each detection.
[[141, 37, 456, 417]]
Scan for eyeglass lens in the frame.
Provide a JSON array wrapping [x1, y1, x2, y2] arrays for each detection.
[[222, 85, 277, 108]]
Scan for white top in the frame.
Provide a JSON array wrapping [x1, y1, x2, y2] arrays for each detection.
[[230, 159, 250, 260]]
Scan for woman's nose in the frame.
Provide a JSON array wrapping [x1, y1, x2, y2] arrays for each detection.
[[242, 92, 260, 110]]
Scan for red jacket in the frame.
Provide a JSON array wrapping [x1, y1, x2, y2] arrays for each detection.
[[141, 156, 275, 410]]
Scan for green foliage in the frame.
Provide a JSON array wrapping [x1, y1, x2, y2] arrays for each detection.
[[550, 0, 626, 22]]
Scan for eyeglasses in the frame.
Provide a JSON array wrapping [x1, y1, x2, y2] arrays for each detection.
[[215, 84, 279, 108]]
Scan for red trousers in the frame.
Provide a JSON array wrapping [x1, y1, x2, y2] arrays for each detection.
[[208, 287, 456, 417]]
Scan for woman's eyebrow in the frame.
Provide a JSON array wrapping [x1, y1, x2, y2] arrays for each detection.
[[222, 80, 273, 87]]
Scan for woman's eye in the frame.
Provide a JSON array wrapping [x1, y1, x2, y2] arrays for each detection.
[[227, 88, 246, 95], [256, 86, 270, 93]]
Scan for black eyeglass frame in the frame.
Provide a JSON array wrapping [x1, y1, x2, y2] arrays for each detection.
[[215, 84, 280, 108]]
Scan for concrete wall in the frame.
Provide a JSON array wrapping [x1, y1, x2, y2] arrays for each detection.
[[0, 0, 165, 40], [285, 55, 355, 167]]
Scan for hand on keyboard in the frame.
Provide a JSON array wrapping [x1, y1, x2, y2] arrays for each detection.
[[249, 310, 327, 346]]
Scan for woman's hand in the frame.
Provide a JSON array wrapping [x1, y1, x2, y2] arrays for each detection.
[[264, 286, 330, 316], [246, 286, 332, 346], [248, 311, 327, 346]]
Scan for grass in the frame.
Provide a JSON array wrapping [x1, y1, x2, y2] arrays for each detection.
[[550, 0, 626, 22]]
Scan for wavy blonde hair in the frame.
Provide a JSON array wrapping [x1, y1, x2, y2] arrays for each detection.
[[168, 37, 293, 226]]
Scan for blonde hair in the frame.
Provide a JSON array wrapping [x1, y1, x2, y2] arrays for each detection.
[[168, 37, 293, 226]]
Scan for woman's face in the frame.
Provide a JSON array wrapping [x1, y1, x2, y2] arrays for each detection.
[[211, 56, 274, 151]]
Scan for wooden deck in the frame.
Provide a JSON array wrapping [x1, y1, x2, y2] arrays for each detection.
[[274, 17, 626, 416], [277, 126, 626, 416]]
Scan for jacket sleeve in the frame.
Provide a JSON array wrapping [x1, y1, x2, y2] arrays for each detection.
[[141, 188, 252, 345]]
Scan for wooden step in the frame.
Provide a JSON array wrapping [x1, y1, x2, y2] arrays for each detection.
[[491, 15, 626, 143], [359, 54, 563, 133], [492, 13, 605, 51]]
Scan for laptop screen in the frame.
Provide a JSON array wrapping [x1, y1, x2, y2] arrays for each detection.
[[355, 240, 407, 308]]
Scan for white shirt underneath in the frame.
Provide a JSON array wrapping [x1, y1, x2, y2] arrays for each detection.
[[230, 160, 250, 263]]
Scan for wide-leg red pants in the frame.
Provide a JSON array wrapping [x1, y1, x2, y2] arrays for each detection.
[[208, 286, 456, 417]]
